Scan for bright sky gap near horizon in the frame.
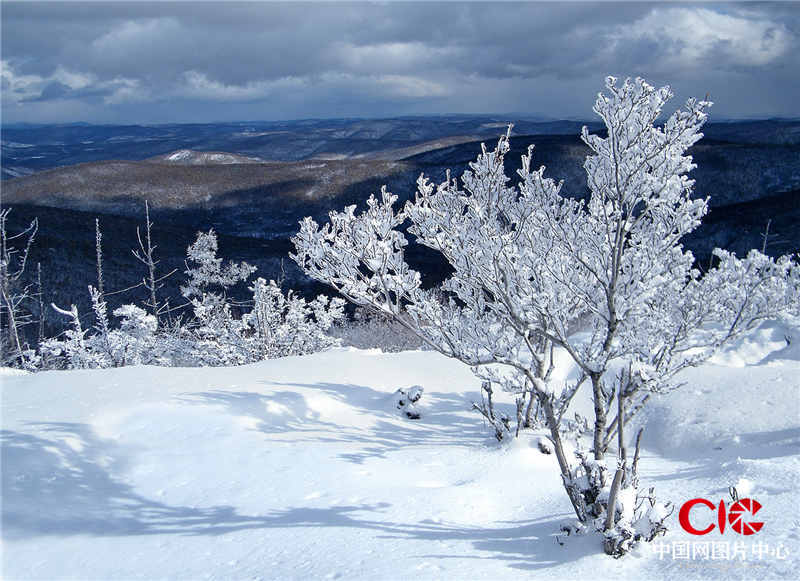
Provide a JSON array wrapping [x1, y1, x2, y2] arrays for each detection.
[[2, 1, 799, 124]]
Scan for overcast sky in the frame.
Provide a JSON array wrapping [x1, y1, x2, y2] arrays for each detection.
[[2, 1, 799, 124]]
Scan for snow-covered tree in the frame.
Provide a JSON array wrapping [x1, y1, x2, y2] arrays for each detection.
[[292, 130, 591, 522], [182, 229, 256, 301], [0, 209, 38, 366], [292, 76, 799, 555], [181, 229, 256, 366], [542, 79, 797, 554], [88, 284, 115, 367]]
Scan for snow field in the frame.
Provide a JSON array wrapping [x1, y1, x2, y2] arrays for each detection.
[[2, 337, 799, 580]]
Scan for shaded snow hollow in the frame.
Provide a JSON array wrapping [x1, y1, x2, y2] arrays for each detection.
[[2, 333, 799, 580]]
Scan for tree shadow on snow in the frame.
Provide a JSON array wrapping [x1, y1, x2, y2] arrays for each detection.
[[1, 423, 590, 570], [403, 515, 601, 571], [176, 389, 345, 439], [272, 381, 493, 455], [646, 426, 800, 485], [180, 381, 492, 463]]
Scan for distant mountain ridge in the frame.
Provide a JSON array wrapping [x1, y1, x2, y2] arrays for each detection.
[[2, 118, 798, 338], [4, 117, 799, 181], [5, 127, 799, 248], [1, 117, 600, 180]]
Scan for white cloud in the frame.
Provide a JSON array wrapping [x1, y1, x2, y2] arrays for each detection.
[[90, 17, 183, 56], [179, 71, 307, 101], [2, 60, 47, 103], [612, 7, 791, 69], [372, 74, 449, 98], [51, 67, 94, 91], [103, 78, 149, 105], [177, 70, 449, 102], [1, 60, 146, 105], [2, 3, 797, 122], [332, 41, 459, 74]]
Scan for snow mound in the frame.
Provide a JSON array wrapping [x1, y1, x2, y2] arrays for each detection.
[[167, 149, 193, 161], [643, 321, 800, 457], [709, 318, 800, 367], [0, 366, 30, 377]]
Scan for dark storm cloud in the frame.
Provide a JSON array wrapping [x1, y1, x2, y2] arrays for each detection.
[[2, 1, 798, 123]]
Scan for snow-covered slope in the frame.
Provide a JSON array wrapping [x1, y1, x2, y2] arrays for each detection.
[[2, 342, 799, 580], [149, 150, 265, 165]]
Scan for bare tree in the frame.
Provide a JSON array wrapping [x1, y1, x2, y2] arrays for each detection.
[[36, 262, 45, 345], [132, 201, 175, 325], [0, 208, 38, 365], [95, 218, 105, 299]]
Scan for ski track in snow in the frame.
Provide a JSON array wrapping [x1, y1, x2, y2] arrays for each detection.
[[2, 337, 799, 580]]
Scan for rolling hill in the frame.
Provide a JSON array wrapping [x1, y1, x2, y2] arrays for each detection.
[[2, 119, 798, 342]]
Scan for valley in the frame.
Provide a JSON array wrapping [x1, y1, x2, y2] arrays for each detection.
[[2, 118, 799, 337]]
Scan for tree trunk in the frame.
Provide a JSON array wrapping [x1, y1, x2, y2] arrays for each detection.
[[1, 289, 23, 363], [541, 396, 586, 522], [524, 389, 536, 427], [617, 382, 627, 483], [591, 373, 608, 460], [604, 468, 624, 532]]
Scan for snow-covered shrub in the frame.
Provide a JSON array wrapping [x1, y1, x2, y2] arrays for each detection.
[[394, 385, 424, 419], [34, 230, 343, 370], [332, 306, 425, 352], [602, 486, 672, 558], [292, 76, 799, 556], [471, 380, 514, 441], [85, 285, 113, 366], [561, 446, 671, 557], [244, 277, 345, 359], [40, 303, 98, 369], [109, 304, 160, 366], [181, 231, 344, 364], [40, 298, 160, 369], [185, 296, 251, 366], [176, 231, 344, 365]]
